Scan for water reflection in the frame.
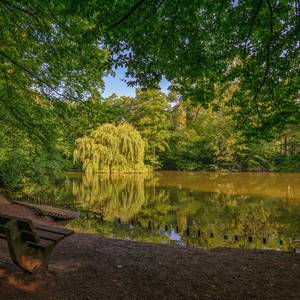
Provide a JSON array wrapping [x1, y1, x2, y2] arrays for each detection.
[[155, 171, 300, 201], [37, 172, 300, 251], [72, 173, 153, 221]]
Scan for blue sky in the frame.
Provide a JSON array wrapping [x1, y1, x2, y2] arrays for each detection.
[[102, 67, 170, 98]]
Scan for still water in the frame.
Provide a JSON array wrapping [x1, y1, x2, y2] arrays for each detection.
[[39, 171, 300, 251]]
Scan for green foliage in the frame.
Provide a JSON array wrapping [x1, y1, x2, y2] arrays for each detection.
[[165, 99, 244, 170], [128, 89, 172, 168], [0, 123, 68, 194], [0, 0, 299, 192], [166, 128, 201, 171], [163, 94, 300, 172], [104, 0, 300, 133], [172, 98, 187, 130], [0, 0, 109, 192], [0, 92, 71, 193], [80, 89, 172, 169], [74, 123, 149, 174], [272, 153, 300, 172], [0, 0, 109, 101]]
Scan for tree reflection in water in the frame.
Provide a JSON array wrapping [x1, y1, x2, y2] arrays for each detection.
[[72, 172, 154, 221], [35, 172, 300, 251]]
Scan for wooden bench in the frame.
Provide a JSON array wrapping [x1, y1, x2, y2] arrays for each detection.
[[0, 214, 73, 273]]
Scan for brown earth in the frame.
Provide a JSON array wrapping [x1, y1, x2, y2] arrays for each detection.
[[1, 200, 300, 300]]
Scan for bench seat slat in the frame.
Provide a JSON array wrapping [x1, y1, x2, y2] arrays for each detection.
[[21, 230, 39, 243], [34, 229, 65, 243], [34, 224, 73, 236], [28, 239, 54, 250]]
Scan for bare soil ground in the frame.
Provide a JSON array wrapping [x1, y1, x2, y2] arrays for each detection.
[[1, 200, 300, 300]]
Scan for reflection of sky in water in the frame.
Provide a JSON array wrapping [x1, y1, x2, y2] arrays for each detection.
[[165, 229, 181, 242]]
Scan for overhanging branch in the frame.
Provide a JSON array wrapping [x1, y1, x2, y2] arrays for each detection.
[[0, 0, 35, 16], [252, 0, 273, 106], [111, 0, 147, 28], [243, 0, 262, 65]]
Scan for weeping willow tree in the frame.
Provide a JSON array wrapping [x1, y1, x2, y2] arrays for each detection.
[[74, 123, 149, 174]]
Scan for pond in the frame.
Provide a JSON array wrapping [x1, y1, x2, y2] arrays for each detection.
[[34, 171, 300, 251]]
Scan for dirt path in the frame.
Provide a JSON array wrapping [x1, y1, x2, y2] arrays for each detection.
[[1, 201, 300, 299], [0, 234, 299, 300]]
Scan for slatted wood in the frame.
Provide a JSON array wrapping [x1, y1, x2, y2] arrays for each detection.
[[28, 239, 54, 249], [0, 221, 72, 242], [0, 214, 73, 273], [12, 201, 79, 221], [34, 229, 65, 243], [16, 220, 35, 232], [35, 224, 73, 237], [20, 230, 40, 243]]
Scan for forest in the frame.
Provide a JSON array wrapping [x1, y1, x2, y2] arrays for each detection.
[[1, 87, 299, 194], [0, 0, 299, 194]]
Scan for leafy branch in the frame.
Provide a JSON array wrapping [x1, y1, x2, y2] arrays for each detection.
[[243, 0, 262, 66], [111, 0, 147, 28], [252, 0, 273, 107]]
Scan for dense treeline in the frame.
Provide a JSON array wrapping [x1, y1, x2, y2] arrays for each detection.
[[1, 87, 299, 193], [92, 89, 300, 173]]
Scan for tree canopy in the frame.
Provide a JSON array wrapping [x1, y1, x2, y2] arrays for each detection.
[[103, 0, 300, 133], [1, 0, 299, 133], [128, 89, 172, 167]]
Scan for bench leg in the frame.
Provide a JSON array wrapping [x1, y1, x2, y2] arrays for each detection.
[[4, 220, 53, 273]]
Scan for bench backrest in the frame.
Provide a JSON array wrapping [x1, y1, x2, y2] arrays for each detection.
[[0, 214, 39, 243]]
